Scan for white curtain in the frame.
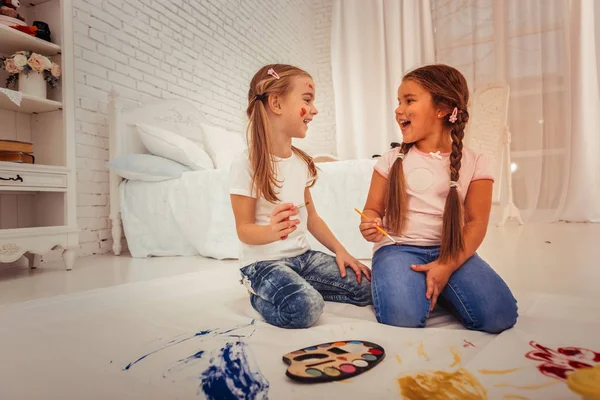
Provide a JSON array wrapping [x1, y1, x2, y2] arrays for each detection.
[[560, 0, 600, 222], [331, 0, 435, 160], [431, 0, 600, 222]]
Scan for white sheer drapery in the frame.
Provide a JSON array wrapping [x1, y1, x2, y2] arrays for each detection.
[[331, 0, 435, 160], [433, 0, 599, 222], [559, 0, 600, 222]]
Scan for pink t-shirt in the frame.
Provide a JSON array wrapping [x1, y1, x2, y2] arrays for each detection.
[[372, 145, 494, 252]]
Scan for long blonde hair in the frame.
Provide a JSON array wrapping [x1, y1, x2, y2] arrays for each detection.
[[385, 64, 470, 263], [246, 64, 317, 203]]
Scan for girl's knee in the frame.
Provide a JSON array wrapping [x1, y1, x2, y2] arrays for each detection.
[[377, 310, 427, 328], [354, 282, 373, 306], [488, 301, 518, 333], [467, 298, 518, 334], [371, 267, 428, 328], [279, 289, 324, 329], [347, 275, 373, 306], [373, 293, 428, 328]]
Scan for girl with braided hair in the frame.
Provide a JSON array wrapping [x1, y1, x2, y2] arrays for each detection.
[[359, 64, 517, 333], [230, 64, 372, 329]]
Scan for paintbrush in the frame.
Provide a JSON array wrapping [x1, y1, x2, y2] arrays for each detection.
[[295, 201, 310, 209], [354, 208, 398, 245]]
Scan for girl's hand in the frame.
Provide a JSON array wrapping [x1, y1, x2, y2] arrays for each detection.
[[336, 250, 371, 283], [410, 262, 454, 311], [359, 217, 384, 242], [268, 203, 300, 241]]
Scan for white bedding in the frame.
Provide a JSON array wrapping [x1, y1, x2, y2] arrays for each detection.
[[120, 180, 198, 257], [120, 159, 377, 260]]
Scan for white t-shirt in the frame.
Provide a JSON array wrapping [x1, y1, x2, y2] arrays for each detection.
[[229, 150, 313, 267]]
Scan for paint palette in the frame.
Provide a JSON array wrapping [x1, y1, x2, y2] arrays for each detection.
[[282, 340, 385, 383]]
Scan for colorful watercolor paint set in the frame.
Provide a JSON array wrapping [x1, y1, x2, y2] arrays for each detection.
[[282, 340, 385, 383]]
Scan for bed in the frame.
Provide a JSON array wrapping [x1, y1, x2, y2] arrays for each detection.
[[107, 91, 377, 260]]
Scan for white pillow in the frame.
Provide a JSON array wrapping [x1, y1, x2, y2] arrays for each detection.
[[200, 123, 246, 170], [106, 154, 190, 181], [135, 123, 214, 170]]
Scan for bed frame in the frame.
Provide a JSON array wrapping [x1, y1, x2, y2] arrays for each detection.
[[107, 90, 210, 255]]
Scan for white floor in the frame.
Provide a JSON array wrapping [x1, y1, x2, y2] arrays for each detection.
[[1, 222, 599, 400], [2, 222, 599, 305]]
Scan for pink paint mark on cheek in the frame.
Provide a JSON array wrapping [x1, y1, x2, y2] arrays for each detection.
[[300, 108, 307, 117]]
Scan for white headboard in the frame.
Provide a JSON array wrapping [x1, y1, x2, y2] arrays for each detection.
[[465, 82, 510, 204], [108, 90, 209, 158], [107, 90, 209, 255]]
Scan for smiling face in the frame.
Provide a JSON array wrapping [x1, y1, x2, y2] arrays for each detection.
[[394, 79, 444, 144], [279, 76, 318, 139]]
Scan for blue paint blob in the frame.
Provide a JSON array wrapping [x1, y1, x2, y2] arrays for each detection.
[[187, 350, 205, 360], [201, 342, 269, 400]]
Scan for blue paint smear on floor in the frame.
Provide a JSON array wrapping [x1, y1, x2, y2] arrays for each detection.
[[123, 330, 212, 371], [123, 320, 256, 371]]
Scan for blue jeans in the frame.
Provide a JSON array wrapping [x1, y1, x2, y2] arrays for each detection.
[[240, 250, 372, 329], [372, 245, 518, 333]]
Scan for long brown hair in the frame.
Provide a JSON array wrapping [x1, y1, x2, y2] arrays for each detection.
[[246, 64, 318, 203], [385, 64, 470, 263]]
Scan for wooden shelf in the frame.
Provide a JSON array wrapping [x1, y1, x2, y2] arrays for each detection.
[[28, 0, 55, 5], [0, 162, 69, 192], [0, 225, 74, 239], [0, 24, 61, 56], [0, 0, 78, 271], [0, 162, 68, 174], [0, 89, 62, 113], [0, 186, 67, 193]]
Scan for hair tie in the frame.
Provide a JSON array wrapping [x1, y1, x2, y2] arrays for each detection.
[[449, 181, 459, 188], [449, 107, 458, 123], [254, 93, 266, 102], [397, 153, 405, 160], [267, 68, 280, 80]]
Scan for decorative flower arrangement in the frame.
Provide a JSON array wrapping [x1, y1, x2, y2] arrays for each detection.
[[0, 51, 61, 88]]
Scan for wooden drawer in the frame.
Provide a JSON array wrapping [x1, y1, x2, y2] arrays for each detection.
[[0, 168, 67, 189]]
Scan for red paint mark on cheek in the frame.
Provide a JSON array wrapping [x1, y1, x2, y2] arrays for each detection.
[[300, 108, 307, 117]]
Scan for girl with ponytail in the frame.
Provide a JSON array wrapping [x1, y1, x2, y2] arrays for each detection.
[[230, 64, 372, 329], [359, 64, 517, 333]]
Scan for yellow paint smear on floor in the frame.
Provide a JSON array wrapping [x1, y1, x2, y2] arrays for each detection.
[[417, 341, 430, 361], [398, 368, 487, 400]]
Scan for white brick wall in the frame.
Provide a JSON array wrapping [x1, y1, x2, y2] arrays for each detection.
[[306, 0, 336, 157], [73, 0, 336, 256]]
